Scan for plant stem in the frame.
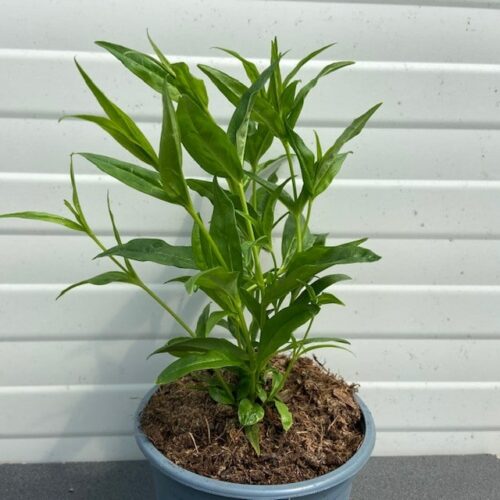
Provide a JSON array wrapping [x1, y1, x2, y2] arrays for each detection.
[[135, 278, 196, 338], [278, 317, 314, 394]]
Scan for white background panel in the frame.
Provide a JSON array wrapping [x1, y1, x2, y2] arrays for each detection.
[[0, 384, 498, 437], [0, 0, 499, 461], [0, 338, 498, 386], [0, 0, 499, 63], [3, 119, 500, 181]]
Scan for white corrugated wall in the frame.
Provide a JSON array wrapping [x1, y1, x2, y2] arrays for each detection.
[[0, 0, 499, 462]]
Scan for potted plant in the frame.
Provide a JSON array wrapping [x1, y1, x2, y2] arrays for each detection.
[[1, 36, 382, 499]]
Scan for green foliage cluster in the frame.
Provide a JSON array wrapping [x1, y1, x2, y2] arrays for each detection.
[[1, 36, 381, 453]]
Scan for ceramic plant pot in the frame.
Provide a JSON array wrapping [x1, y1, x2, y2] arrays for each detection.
[[135, 386, 375, 500]]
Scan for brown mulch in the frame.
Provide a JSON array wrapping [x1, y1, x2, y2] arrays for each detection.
[[140, 356, 364, 485]]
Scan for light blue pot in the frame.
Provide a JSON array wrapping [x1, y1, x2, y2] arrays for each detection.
[[135, 386, 375, 500]]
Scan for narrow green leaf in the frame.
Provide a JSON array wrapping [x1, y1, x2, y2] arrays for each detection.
[[95, 238, 197, 269], [288, 61, 355, 127], [209, 384, 235, 405], [214, 47, 260, 82], [159, 81, 190, 206], [146, 31, 175, 74], [156, 351, 243, 385], [199, 64, 284, 137], [238, 399, 265, 426], [227, 61, 278, 163], [171, 62, 209, 108], [191, 220, 214, 270], [95, 41, 171, 94], [185, 267, 240, 312], [177, 96, 243, 181], [324, 103, 382, 158], [150, 337, 248, 361], [62, 115, 158, 167], [283, 43, 336, 86], [57, 271, 132, 299], [245, 423, 261, 455], [244, 170, 295, 210], [274, 400, 293, 431], [195, 304, 211, 338], [313, 152, 349, 197], [78, 153, 170, 202], [257, 303, 319, 365], [0, 212, 84, 232], [210, 179, 243, 271], [267, 241, 379, 303], [286, 127, 315, 194], [296, 274, 351, 303], [73, 60, 158, 167]]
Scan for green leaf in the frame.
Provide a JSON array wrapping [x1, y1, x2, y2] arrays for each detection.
[[191, 220, 214, 270], [257, 303, 319, 365], [238, 398, 265, 426], [245, 423, 261, 455], [95, 41, 172, 94], [288, 61, 355, 127], [159, 81, 190, 206], [198, 64, 247, 105], [313, 152, 349, 197], [0, 212, 84, 232], [296, 274, 351, 303], [72, 60, 158, 167], [209, 384, 234, 405], [78, 153, 170, 202], [268, 369, 284, 400], [266, 240, 380, 304], [227, 61, 278, 163], [63, 115, 158, 168], [156, 351, 243, 385], [274, 400, 293, 431], [283, 43, 336, 86], [324, 103, 382, 158], [195, 305, 228, 338], [185, 267, 240, 312], [198, 65, 284, 137], [245, 126, 274, 166], [95, 238, 197, 269], [195, 304, 211, 338], [214, 47, 260, 82], [286, 127, 315, 195], [57, 271, 132, 299], [171, 62, 209, 108], [177, 96, 243, 181], [146, 31, 175, 73], [209, 179, 243, 271], [244, 170, 295, 211], [150, 337, 248, 361]]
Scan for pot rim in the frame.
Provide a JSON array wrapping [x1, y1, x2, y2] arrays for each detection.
[[135, 385, 375, 499]]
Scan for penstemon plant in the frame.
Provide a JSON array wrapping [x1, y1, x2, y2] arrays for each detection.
[[1, 36, 381, 454]]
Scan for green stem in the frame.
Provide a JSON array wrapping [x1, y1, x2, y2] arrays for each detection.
[[135, 278, 196, 338], [278, 317, 314, 395]]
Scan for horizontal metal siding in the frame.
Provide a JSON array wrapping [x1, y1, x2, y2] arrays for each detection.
[[0, 0, 499, 461]]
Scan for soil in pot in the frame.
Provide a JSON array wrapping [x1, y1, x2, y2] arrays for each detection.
[[140, 356, 364, 485]]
